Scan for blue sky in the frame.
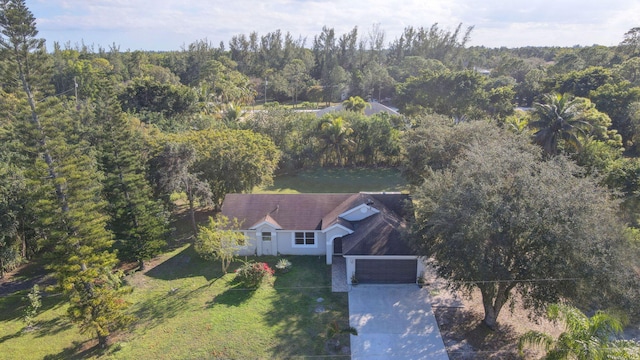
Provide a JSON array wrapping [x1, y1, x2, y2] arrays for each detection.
[[28, 0, 640, 51]]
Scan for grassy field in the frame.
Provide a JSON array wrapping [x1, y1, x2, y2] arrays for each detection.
[[0, 246, 349, 359], [257, 167, 408, 194]]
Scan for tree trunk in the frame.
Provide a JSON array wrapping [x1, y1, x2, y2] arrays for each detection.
[[479, 282, 516, 330], [97, 333, 108, 349], [19, 69, 69, 213], [482, 298, 500, 330], [138, 258, 145, 271], [188, 195, 198, 238], [18, 234, 27, 260]]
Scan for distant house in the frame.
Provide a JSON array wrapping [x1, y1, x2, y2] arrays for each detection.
[[473, 67, 491, 76], [315, 102, 401, 117], [220, 192, 424, 284]]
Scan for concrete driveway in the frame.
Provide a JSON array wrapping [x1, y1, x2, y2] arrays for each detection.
[[349, 285, 449, 360]]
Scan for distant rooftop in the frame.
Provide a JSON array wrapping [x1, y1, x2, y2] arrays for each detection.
[[315, 102, 401, 117]]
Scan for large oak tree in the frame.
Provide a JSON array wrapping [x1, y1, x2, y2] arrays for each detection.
[[411, 128, 636, 329]]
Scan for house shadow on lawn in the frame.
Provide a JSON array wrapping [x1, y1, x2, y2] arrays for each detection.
[[144, 244, 224, 282]]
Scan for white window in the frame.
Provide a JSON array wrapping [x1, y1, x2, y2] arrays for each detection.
[[294, 232, 315, 245], [261, 232, 272, 241]]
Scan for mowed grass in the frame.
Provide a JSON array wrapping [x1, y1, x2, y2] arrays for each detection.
[[0, 246, 349, 359], [257, 167, 408, 193], [0, 167, 388, 359], [0, 292, 89, 359]]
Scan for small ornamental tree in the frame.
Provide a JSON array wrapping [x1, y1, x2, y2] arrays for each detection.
[[195, 215, 246, 273], [23, 284, 41, 330]]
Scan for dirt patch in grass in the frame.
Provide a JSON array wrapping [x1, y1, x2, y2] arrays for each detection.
[[0, 261, 55, 297], [433, 290, 562, 359], [424, 264, 562, 359]]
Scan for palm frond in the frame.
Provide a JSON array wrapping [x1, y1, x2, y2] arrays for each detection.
[[518, 330, 554, 355]]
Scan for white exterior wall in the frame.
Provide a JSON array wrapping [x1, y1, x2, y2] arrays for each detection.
[[236, 227, 327, 256], [237, 231, 257, 256], [275, 231, 326, 256], [323, 226, 352, 265]]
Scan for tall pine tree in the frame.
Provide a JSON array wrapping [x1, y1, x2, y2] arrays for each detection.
[[93, 78, 169, 270], [0, 0, 132, 347], [0, 110, 25, 277]]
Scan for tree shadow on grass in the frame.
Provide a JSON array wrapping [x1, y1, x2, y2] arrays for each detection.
[[206, 278, 256, 307], [0, 292, 25, 322], [33, 316, 74, 338], [0, 292, 65, 322], [0, 313, 73, 345], [132, 286, 194, 332], [169, 207, 217, 245], [132, 277, 222, 334], [42, 340, 105, 360], [434, 306, 520, 360], [0, 261, 56, 297], [0, 330, 22, 344], [144, 244, 224, 282]]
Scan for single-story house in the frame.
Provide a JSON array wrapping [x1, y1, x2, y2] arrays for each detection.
[[220, 192, 424, 285], [315, 102, 401, 117]]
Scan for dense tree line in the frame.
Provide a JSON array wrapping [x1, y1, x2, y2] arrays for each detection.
[[0, 0, 279, 346], [1, 0, 640, 350]]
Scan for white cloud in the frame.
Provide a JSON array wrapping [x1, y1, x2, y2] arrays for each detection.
[[28, 0, 640, 50]]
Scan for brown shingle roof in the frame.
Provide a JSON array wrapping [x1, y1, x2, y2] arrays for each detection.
[[220, 192, 415, 256], [221, 193, 354, 230], [252, 213, 282, 229], [341, 207, 413, 255], [321, 193, 372, 230]]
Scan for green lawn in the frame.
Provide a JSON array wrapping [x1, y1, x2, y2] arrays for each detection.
[[257, 167, 408, 194], [0, 246, 349, 359], [0, 167, 398, 359]]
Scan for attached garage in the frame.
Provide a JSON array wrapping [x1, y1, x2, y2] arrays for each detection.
[[355, 258, 418, 284]]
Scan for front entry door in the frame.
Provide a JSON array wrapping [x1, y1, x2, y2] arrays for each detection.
[[333, 237, 343, 255], [261, 232, 272, 255]]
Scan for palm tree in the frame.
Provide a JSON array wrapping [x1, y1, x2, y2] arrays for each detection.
[[342, 96, 369, 114], [318, 116, 354, 167], [530, 93, 592, 156], [222, 102, 242, 127], [518, 304, 640, 359], [504, 115, 530, 135]]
